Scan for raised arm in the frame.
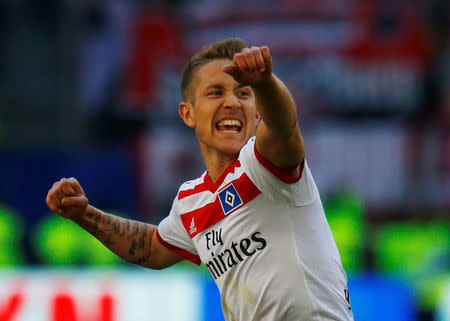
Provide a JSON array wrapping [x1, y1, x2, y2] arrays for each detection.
[[46, 177, 183, 269], [224, 46, 305, 178]]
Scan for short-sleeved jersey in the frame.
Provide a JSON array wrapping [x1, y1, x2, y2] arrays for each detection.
[[157, 137, 354, 321]]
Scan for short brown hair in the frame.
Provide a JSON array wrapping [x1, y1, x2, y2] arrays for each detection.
[[181, 38, 247, 102]]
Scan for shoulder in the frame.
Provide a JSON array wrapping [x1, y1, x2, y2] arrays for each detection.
[[237, 136, 256, 162]]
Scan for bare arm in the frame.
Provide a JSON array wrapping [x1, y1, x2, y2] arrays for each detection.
[[73, 205, 183, 268], [224, 47, 305, 176], [46, 178, 183, 269], [254, 73, 304, 171]]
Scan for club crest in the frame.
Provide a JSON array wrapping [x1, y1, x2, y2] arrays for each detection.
[[218, 184, 243, 215]]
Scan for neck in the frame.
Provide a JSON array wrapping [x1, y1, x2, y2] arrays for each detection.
[[202, 150, 238, 183]]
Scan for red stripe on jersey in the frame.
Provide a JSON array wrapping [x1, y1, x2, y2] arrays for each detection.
[[180, 172, 261, 238], [178, 182, 209, 200], [178, 160, 242, 199], [254, 143, 304, 183], [156, 229, 201, 265]]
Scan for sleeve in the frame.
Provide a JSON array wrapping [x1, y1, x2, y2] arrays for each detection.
[[157, 197, 201, 265], [239, 136, 318, 207]]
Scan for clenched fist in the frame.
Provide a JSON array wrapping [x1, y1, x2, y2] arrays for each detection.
[[223, 46, 273, 87], [46, 177, 89, 220]]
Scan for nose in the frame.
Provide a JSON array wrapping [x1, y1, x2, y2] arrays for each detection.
[[223, 92, 241, 109]]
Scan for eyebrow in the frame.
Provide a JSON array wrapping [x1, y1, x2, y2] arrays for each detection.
[[204, 84, 224, 91], [204, 84, 250, 91]]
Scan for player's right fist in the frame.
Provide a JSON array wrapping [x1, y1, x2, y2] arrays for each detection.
[[46, 177, 89, 220]]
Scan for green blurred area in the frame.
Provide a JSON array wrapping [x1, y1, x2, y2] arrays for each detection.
[[324, 190, 366, 273], [323, 191, 450, 310], [0, 205, 24, 265], [375, 220, 450, 308], [33, 211, 124, 266]]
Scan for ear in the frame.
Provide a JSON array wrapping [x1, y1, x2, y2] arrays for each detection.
[[179, 101, 196, 128]]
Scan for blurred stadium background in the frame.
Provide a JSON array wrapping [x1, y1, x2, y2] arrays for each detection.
[[0, 0, 449, 320]]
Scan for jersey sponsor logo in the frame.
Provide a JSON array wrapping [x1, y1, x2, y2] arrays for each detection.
[[204, 229, 267, 280], [189, 218, 197, 235], [218, 184, 243, 215], [205, 229, 223, 250]]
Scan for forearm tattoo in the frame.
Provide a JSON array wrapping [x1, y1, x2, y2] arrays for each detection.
[[77, 209, 155, 266]]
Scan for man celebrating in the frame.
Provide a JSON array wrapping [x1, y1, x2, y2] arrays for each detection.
[[47, 38, 354, 321]]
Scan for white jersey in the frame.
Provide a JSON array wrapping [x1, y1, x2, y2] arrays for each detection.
[[157, 137, 354, 321]]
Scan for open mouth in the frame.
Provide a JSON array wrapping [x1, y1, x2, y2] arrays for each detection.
[[216, 119, 242, 133]]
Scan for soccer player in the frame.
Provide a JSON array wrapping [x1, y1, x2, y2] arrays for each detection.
[[46, 38, 354, 321]]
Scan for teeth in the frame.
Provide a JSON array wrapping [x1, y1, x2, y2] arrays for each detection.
[[217, 119, 242, 127]]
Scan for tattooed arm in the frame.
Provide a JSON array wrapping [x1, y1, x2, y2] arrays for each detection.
[[46, 177, 183, 269], [72, 206, 183, 268]]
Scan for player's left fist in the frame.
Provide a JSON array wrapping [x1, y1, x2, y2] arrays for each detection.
[[223, 46, 273, 87]]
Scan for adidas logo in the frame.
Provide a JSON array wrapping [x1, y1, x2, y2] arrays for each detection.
[[189, 218, 197, 235]]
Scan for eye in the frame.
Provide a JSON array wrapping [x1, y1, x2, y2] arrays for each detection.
[[238, 90, 249, 98], [208, 90, 223, 97]]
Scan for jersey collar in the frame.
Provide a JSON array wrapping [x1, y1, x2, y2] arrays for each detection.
[[204, 159, 241, 193]]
